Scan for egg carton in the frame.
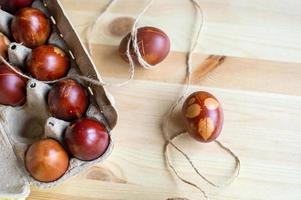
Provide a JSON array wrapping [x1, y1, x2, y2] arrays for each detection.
[[0, 0, 118, 198]]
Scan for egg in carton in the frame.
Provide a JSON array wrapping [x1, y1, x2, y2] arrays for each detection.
[[0, 0, 118, 198]]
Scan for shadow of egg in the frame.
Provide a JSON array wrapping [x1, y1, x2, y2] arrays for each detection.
[[108, 17, 135, 37], [21, 117, 44, 140]]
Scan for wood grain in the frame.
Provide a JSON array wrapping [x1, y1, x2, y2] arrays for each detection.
[[87, 44, 301, 96], [28, 0, 301, 199], [62, 0, 301, 63]]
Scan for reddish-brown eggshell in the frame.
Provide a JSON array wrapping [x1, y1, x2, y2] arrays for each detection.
[[119, 26, 170, 65], [64, 118, 110, 161], [48, 79, 89, 121], [11, 8, 51, 48], [0, 64, 27, 106], [25, 138, 69, 182], [26, 45, 70, 81], [182, 91, 223, 143], [0, 32, 10, 60]]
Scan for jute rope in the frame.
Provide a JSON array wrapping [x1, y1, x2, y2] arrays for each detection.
[[162, 0, 241, 199]]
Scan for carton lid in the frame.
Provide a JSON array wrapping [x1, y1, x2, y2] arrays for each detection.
[[0, 121, 30, 199]]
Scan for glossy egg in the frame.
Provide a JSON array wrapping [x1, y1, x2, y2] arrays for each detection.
[[11, 8, 51, 48], [119, 26, 170, 65], [48, 79, 89, 121], [64, 118, 110, 161], [182, 91, 223, 143], [25, 138, 69, 182], [26, 45, 70, 81], [0, 64, 27, 106]]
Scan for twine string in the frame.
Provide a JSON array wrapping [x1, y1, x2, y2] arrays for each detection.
[[164, 132, 241, 199], [166, 132, 241, 188], [87, 0, 117, 57], [164, 132, 209, 200], [162, 0, 240, 199], [129, 0, 155, 70]]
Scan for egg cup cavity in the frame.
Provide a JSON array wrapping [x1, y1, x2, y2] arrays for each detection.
[[0, 9, 13, 36]]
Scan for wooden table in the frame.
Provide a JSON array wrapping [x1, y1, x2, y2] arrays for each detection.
[[28, 0, 301, 199]]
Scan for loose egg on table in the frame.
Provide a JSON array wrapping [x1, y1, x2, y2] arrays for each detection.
[[119, 26, 171, 66], [182, 91, 224, 143]]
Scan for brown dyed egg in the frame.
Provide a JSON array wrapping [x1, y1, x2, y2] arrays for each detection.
[[119, 26, 170, 65], [25, 138, 69, 182], [64, 118, 109, 161], [182, 91, 223, 143], [0, 64, 27, 106], [48, 79, 89, 121], [11, 8, 51, 48], [26, 45, 70, 81], [0, 32, 10, 60]]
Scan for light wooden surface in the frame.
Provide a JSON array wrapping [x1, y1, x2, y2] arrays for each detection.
[[28, 0, 301, 199]]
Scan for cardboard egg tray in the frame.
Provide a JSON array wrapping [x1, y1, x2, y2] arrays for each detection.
[[0, 0, 118, 198]]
